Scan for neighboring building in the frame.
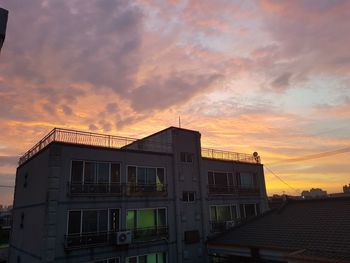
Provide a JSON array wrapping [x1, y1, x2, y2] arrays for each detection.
[[344, 184, 350, 193], [301, 188, 327, 199], [268, 195, 301, 210], [328, 183, 350, 198], [9, 127, 268, 263], [0, 7, 8, 51], [207, 197, 350, 263]]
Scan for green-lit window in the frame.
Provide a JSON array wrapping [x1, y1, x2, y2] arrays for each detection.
[[127, 253, 166, 263], [127, 208, 166, 230]]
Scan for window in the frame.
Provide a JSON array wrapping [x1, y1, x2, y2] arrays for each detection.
[[182, 191, 195, 202], [67, 209, 119, 235], [70, 161, 121, 195], [127, 166, 166, 193], [20, 212, 24, 229], [210, 205, 238, 222], [239, 203, 259, 219], [208, 172, 234, 186], [92, 258, 119, 263], [127, 253, 166, 263], [180, 152, 193, 163], [71, 161, 120, 184], [238, 172, 257, 189], [126, 208, 167, 240]]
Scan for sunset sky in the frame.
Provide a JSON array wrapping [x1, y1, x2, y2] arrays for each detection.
[[1, 0, 350, 205]]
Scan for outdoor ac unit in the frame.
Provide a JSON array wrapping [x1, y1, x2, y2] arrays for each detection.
[[225, 220, 235, 229], [116, 231, 132, 245]]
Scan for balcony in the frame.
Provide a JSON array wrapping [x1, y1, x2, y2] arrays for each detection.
[[208, 184, 260, 196], [132, 226, 169, 242], [68, 182, 122, 196], [65, 231, 115, 249], [126, 184, 168, 197]]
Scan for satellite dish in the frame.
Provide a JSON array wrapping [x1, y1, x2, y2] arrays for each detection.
[[253, 152, 258, 157]]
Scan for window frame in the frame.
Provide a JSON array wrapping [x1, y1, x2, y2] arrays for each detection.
[[182, 191, 196, 203], [126, 207, 167, 230], [208, 171, 234, 186], [126, 165, 166, 185], [66, 208, 120, 236], [126, 252, 167, 263], [209, 204, 238, 222], [70, 160, 121, 185]]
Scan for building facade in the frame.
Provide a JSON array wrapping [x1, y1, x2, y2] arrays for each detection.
[[9, 127, 268, 263]]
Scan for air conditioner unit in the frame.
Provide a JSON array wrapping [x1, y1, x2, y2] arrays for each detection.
[[116, 231, 132, 245], [225, 220, 235, 229]]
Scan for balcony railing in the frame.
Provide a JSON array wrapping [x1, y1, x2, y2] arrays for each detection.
[[19, 128, 172, 165], [65, 231, 115, 249], [68, 182, 122, 196], [67, 182, 167, 197], [126, 183, 168, 197], [64, 226, 168, 249], [208, 184, 260, 196], [131, 226, 169, 242], [201, 148, 260, 164]]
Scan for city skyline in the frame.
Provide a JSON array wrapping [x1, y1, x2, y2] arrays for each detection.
[[1, 0, 350, 204]]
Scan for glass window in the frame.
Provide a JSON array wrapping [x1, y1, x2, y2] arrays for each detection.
[[68, 211, 81, 234], [111, 163, 120, 183], [214, 172, 227, 185], [180, 152, 193, 163], [137, 167, 147, 185], [216, 206, 231, 222], [137, 209, 156, 229], [127, 253, 166, 263], [240, 172, 255, 188], [210, 206, 217, 221], [208, 172, 214, 185], [97, 163, 109, 183], [182, 192, 195, 202], [71, 161, 83, 183], [128, 166, 137, 184], [157, 208, 166, 226], [231, 206, 238, 219], [127, 210, 136, 230], [84, 162, 96, 183]]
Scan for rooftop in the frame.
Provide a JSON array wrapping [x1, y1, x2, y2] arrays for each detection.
[[208, 197, 350, 262], [18, 127, 260, 165]]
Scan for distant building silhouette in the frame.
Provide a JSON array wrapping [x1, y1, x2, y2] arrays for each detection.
[[9, 127, 268, 263], [0, 8, 8, 52], [301, 188, 327, 199], [344, 183, 350, 193]]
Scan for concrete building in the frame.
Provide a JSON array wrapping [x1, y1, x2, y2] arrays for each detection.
[[301, 188, 327, 199], [9, 127, 268, 263], [0, 7, 8, 51]]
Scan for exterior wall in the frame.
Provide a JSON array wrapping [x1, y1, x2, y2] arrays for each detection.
[[9, 149, 50, 262], [9, 127, 268, 263]]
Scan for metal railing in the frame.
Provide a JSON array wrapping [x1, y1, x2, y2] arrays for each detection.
[[64, 226, 168, 249], [67, 182, 168, 197], [201, 148, 260, 164], [19, 128, 172, 165], [68, 182, 122, 196], [131, 226, 168, 242], [127, 183, 167, 197], [65, 231, 115, 249], [208, 184, 260, 196]]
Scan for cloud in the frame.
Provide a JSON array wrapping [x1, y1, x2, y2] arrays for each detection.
[[270, 72, 292, 91]]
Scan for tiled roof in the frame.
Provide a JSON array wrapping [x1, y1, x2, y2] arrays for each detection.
[[208, 197, 350, 262]]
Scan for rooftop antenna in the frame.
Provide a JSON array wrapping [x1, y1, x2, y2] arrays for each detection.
[[178, 116, 181, 128]]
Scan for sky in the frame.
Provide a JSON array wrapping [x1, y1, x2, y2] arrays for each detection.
[[1, 0, 350, 205]]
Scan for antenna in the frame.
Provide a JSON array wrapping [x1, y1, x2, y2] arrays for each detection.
[[179, 116, 181, 128]]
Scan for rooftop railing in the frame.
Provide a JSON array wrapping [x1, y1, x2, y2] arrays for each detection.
[[19, 128, 172, 165], [19, 128, 260, 165], [201, 148, 260, 164]]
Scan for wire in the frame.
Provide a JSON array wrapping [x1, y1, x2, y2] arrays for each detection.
[[264, 165, 300, 194], [268, 146, 350, 165]]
